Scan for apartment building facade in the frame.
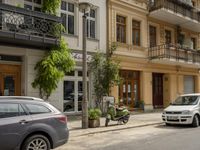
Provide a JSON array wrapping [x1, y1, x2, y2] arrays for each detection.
[[108, 0, 200, 111], [0, 0, 107, 114]]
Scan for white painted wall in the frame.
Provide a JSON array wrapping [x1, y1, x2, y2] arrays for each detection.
[[62, 0, 107, 53]]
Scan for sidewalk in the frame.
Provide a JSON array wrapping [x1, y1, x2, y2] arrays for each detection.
[[68, 112, 163, 137]]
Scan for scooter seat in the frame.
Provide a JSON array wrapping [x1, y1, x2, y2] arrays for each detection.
[[116, 107, 125, 111]]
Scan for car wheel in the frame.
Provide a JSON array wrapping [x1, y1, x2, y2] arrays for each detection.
[[192, 114, 199, 128], [22, 134, 51, 150]]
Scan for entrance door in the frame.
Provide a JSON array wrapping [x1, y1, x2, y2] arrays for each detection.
[[119, 70, 140, 109], [0, 64, 21, 96], [153, 73, 163, 108]]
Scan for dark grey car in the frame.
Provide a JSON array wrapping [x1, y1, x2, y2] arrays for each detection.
[[0, 96, 69, 150]]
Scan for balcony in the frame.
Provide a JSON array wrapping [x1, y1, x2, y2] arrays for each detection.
[[149, 0, 200, 32], [148, 44, 200, 68], [0, 4, 62, 49]]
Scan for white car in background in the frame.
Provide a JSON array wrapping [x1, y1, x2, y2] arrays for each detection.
[[162, 93, 200, 127]]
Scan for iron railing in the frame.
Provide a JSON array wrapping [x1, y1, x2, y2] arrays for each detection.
[[0, 3, 62, 47], [149, 0, 200, 22], [148, 44, 200, 64]]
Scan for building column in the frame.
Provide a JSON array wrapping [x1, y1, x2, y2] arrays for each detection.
[[110, 85, 119, 103], [141, 71, 153, 112], [195, 75, 200, 93], [169, 74, 178, 103]]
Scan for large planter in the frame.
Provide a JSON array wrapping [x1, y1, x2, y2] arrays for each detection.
[[88, 118, 100, 128]]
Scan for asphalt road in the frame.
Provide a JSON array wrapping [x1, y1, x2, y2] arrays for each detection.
[[56, 124, 200, 150]]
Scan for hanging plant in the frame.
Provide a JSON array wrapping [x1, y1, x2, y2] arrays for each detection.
[[42, 0, 61, 15], [32, 38, 75, 100]]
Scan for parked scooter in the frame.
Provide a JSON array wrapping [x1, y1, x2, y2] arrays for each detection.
[[105, 101, 130, 127]]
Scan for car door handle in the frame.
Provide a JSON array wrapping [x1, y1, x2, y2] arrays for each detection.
[[19, 120, 29, 125]]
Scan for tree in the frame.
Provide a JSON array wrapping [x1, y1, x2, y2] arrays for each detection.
[[32, 38, 75, 100], [89, 44, 120, 108]]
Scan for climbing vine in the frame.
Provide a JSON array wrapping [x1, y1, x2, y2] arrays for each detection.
[[32, 38, 75, 100], [32, 1, 75, 100], [42, 0, 61, 15]]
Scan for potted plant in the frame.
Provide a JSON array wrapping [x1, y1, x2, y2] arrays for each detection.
[[139, 100, 145, 110], [88, 108, 102, 128]]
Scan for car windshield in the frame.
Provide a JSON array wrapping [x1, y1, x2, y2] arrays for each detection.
[[172, 96, 199, 105]]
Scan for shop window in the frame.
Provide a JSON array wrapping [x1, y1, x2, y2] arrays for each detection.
[[63, 81, 75, 112], [63, 70, 89, 112]]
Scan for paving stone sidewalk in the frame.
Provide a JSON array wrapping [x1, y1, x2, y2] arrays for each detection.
[[67, 112, 163, 137]]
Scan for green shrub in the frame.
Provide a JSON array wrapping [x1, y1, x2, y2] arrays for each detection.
[[88, 108, 102, 120]]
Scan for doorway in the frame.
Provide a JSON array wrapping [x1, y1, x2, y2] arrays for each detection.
[[153, 73, 163, 108], [119, 70, 140, 109], [0, 64, 21, 96]]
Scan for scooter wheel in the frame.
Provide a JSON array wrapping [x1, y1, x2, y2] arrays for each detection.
[[105, 118, 109, 127], [123, 119, 129, 124]]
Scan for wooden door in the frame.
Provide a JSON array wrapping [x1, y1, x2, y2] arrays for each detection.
[[153, 73, 163, 108], [0, 64, 21, 96]]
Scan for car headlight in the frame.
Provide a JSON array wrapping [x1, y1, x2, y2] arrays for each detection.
[[182, 110, 191, 114]]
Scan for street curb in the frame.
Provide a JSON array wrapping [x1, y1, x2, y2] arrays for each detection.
[[71, 122, 163, 137]]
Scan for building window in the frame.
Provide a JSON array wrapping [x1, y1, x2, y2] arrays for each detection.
[[24, 0, 42, 11], [132, 20, 140, 46], [149, 25, 157, 47], [191, 37, 196, 49], [61, 1, 75, 35], [165, 30, 172, 44], [116, 15, 126, 43], [87, 9, 96, 39]]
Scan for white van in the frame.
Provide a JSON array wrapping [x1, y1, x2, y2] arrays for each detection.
[[162, 93, 200, 127]]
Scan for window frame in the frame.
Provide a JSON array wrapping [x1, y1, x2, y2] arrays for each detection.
[[116, 15, 126, 43], [24, 0, 42, 11], [191, 37, 197, 50], [60, 1, 75, 35], [87, 9, 97, 39], [165, 29, 172, 44], [132, 20, 141, 46], [149, 25, 157, 47]]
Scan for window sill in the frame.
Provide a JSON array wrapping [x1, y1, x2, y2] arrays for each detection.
[[87, 37, 99, 42], [63, 33, 78, 38], [116, 42, 145, 51]]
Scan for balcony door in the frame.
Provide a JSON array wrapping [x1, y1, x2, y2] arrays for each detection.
[[149, 25, 157, 47], [0, 64, 21, 96]]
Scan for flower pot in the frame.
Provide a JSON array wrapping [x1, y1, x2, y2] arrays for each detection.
[[88, 118, 100, 128]]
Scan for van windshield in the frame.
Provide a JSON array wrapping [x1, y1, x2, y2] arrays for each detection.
[[172, 96, 199, 105]]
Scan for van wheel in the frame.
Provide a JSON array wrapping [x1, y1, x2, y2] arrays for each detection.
[[192, 115, 199, 127], [22, 134, 50, 150]]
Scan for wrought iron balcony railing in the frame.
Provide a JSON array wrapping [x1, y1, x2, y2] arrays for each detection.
[[149, 0, 200, 23], [148, 44, 200, 64], [0, 3, 62, 48]]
